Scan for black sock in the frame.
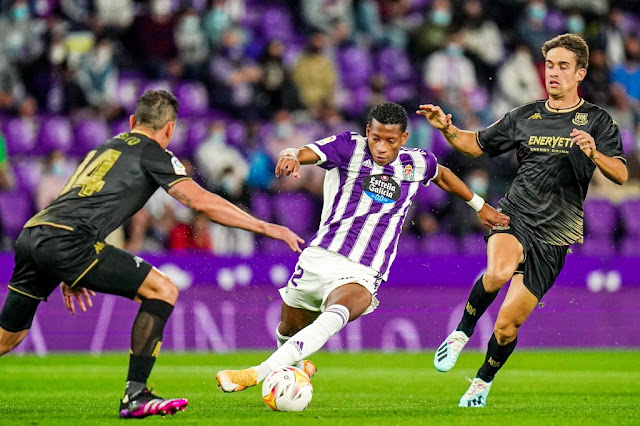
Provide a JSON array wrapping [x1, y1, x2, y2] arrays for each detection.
[[456, 275, 500, 337], [126, 299, 174, 394], [476, 333, 518, 383]]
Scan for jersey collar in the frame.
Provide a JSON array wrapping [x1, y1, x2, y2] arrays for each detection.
[[544, 98, 585, 113], [131, 129, 155, 140]]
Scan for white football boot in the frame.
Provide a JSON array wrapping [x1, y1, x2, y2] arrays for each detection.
[[459, 377, 492, 407], [434, 330, 470, 372]]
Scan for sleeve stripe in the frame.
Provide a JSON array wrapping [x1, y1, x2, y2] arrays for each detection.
[[167, 177, 192, 187], [475, 131, 485, 149], [305, 144, 327, 165], [613, 155, 627, 163]]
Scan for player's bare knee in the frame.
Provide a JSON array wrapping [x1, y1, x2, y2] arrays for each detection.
[[494, 322, 518, 344], [484, 267, 514, 291], [154, 276, 178, 304]]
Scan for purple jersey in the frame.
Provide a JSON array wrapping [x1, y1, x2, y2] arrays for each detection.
[[306, 131, 438, 280]]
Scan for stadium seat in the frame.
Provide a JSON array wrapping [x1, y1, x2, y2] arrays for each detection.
[[72, 119, 110, 156], [273, 192, 316, 237], [339, 86, 371, 119], [116, 76, 141, 112], [583, 198, 618, 238], [0, 190, 34, 240], [226, 120, 248, 148], [3, 117, 37, 156], [375, 47, 413, 83], [338, 46, 372, 89], [250, 191, 274, 222], [620, 235, 640, 256], [138, 80, 173, 98], [460, 233, 487, 255], [12, 158, 42, 196], [112, 118, 131, 136], [619, 198, 640, 236], [187, 117, 211, 153], [396, 235, 422, 256], [421, 233, 458, 255], [38, 116, 73, 155], [175, 82, 209, 117], [579, 236, 616, 257], [260, 6, 294, 42]]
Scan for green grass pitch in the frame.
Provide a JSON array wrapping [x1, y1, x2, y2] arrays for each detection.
[[0, 350, 638, 425]]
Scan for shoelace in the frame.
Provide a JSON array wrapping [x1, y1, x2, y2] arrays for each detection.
[[448, 333, 468, 359], [463, 376, 487, 397]]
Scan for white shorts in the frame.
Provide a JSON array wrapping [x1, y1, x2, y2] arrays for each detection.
[[279, 246, 382, 315]]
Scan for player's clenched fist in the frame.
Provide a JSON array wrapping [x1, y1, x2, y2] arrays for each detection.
[[416, 104, 453, 130], [275, 148, 301, 178], [571, 128, 597, 159]]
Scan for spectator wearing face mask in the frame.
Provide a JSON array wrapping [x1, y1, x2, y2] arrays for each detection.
[[611, 33, 640, 103], [516, 0, 554, 53], [36, 150, 72, 211], [76, 36, 122, 120], [411, 0, 452, 60]]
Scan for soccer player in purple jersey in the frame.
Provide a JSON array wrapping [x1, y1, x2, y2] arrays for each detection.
[[419, 34, 627, 407], [216, 102, 510, 392]]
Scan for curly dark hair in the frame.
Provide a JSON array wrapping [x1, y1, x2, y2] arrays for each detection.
[[367, 102, 408, 132]]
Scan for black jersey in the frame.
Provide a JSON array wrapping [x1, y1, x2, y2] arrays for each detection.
[[25, 132, 192, 240], [477, 99, 625, 246]]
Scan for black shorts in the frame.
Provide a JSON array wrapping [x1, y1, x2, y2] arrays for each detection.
[[8, 226, 152, 302], [485, 217, 569, 300]]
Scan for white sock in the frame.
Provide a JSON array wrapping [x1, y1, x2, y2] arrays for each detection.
[[275, 326, 304, 370], [254, 304, 350, 382]]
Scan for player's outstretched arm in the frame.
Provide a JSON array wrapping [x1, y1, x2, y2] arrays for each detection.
[[275, 147, 321, 179], [168, 180, 304, 253], [416, 104, 483, 157], [431, 165, 510, 229], [571, 129, 628, 185]]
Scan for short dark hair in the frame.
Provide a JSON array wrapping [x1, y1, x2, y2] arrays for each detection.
[[367, 102, 408, 132], [134, 90, 179, 130], [541, 33, 589, 70]]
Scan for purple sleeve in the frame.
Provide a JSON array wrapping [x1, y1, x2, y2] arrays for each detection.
[[305, 131, 354, 170], [422, 150, 439, 185]]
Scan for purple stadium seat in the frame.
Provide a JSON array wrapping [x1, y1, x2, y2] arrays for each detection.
[[544, 10, 566, 32], [385, 84, 413, 103], [261, 7, 294, 41], [297, 122, 324, 141], [375, 47, 413, 83], [583, 198, 617, 238], [579, 236, 615, 257], [338, 46, 372, 89], [415, 182, 447, 211], [112, 118, 131, 135], [13, 158, 42, 195], [620, 236, 640, 256], [250, 192, 274, 222], [619, 128, 635, 155], [429, 129, 454, 159], [116, 76, 141, 112], [175, 82, 208, 117], [138, 80, 172, 97], [422, 233, 458, 255], [38, 116, 73, 155], [340, 86, 371, 119], [0, 190, 34, 240], [619, 198, 640, 236], [226, 121, 248, 148], [468, 86, 490, 111], [273, 192, 316, 237], [460, 233, 487, 255], [396, 235, 422, 256], [3, 118, 37, 155], [73, 119, 110, 156], [187, 118, 211, 153], [170, 121, 189, 155]]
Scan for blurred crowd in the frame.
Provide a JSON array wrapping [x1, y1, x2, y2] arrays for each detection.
[[0, 0, 639, 255]]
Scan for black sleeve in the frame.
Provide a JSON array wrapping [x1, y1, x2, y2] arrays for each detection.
[[476, 109, 519, 157], [593, 111, 626, 163], [140, 144, 192, 190]]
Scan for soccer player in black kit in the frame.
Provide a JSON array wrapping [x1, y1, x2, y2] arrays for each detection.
[[0, 91, 304, 418], [418, 34, 628, 407]]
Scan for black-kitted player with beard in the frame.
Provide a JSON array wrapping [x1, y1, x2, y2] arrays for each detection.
[[418, 33, 628, 407]]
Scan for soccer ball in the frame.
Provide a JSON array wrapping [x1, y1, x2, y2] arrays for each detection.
[[261, 366, 313, 412]]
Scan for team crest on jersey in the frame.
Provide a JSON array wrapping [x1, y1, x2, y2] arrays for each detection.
[[572, 113, 588, 126], [403, 165, 414, 181], [363, 175, 401, 203], [171, 156, 187, 175]]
